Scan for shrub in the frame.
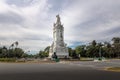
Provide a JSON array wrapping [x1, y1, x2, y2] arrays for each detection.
[[0, 58, 16, 62]]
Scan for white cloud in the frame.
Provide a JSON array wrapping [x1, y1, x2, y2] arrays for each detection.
[[60, 0, 120, 43], [0, 0, 53, 53], [0, 0, 120, 54]]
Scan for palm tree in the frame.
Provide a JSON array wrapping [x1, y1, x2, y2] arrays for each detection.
[[10, 43, 14, 49], [15, 41, 19, 48]]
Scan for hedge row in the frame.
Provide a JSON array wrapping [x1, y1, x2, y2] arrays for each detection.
[[0, 58, 16, 62]]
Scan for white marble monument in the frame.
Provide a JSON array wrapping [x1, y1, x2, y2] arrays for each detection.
[[49, 15, 69, 58]]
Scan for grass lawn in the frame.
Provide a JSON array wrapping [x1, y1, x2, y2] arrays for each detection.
[[80, 57, 94, 61], [106, 67, 120, 72]]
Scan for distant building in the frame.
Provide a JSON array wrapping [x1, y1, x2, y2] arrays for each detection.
[[49, 15, 69, 58]]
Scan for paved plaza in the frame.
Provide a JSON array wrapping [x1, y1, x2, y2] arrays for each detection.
[[0, 59, 120, 80]]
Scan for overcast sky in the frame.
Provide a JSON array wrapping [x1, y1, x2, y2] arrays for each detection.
[[0, 0, 120, 54]]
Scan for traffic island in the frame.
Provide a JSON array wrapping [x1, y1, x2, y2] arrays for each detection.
[[105, 67, 120, 72]]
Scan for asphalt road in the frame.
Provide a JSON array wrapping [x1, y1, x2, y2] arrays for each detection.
[[0, 60, 120, 80]]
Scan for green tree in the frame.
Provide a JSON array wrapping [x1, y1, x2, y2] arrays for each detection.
[[75, 45, 86, 57], [68, 47, 73, 57], [92, 40, 97, 47], [22, 53, 28, 58], [14, 48, 25, 58], [39, 50, 45, 58], [44, 46, 50, 57], [112, 37, 120, 58], [71, 49, 77, 58], [86, 45, 95, 57], [0, 47, 2, 58], [0, 46, 8, 58], [112, 37, 120, 44], [8, 49, 15, 58], [86, 40, 101, 58], [38, 46, 50, 58]]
